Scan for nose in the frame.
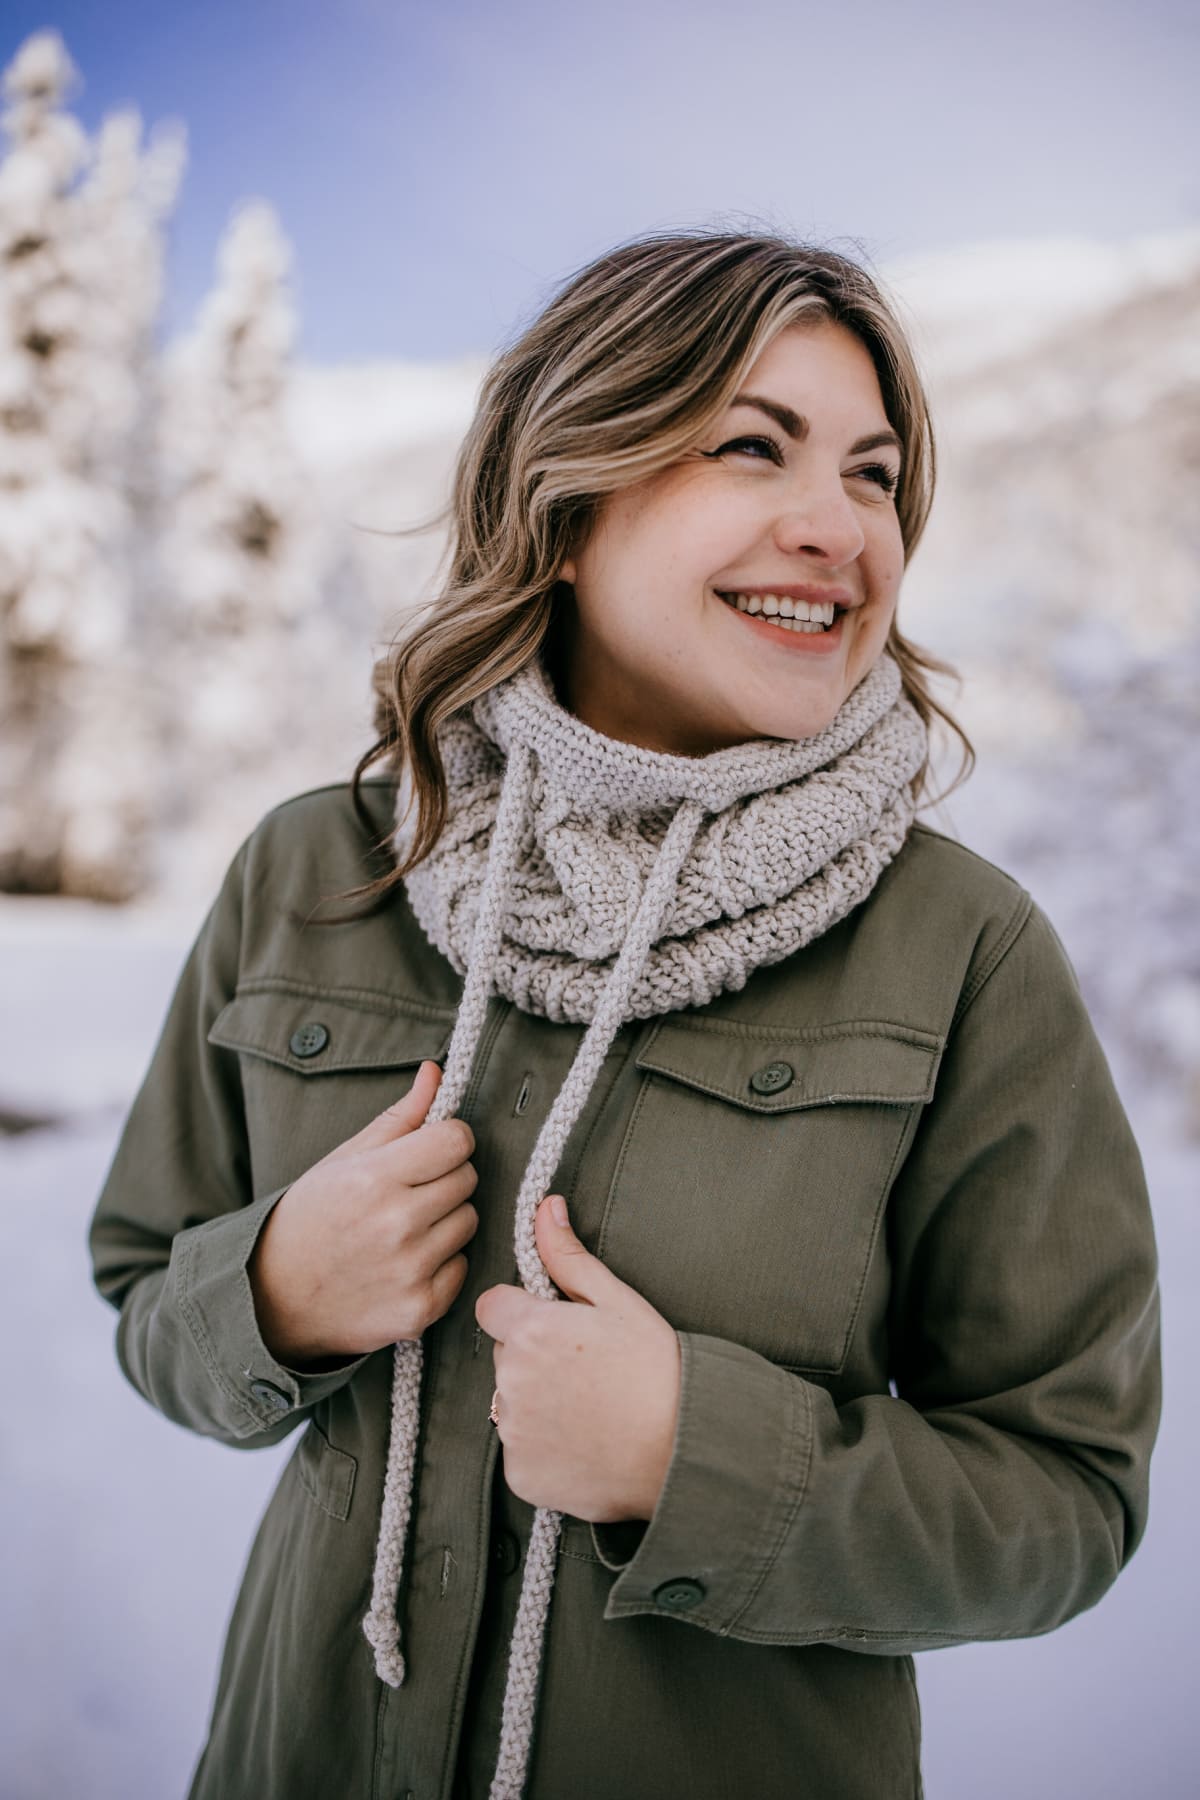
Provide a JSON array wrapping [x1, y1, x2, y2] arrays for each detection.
[[771, 471, 865, 567]]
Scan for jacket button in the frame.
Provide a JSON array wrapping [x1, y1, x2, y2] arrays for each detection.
[[491, 1530, 521, 1577], [652, 1577, 706, 1610], [749, 1060, 794, 1095], [289, 1022, 329, 1059], [249, 1380, 291, 1413]]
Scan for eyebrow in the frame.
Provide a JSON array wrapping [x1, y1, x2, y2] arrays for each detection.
[[731, 392, 903, 459]]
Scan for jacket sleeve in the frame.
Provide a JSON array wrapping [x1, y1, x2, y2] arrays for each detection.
[[590, 900, 1163, 1652], [88, 839, 371, 1448]]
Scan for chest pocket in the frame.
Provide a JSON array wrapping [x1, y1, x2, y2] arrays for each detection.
[[208, 981, 455, 1197], [597, 1018, 943, 1374]]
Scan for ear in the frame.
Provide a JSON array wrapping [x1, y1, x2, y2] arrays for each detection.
[[559, 556, 576, 584]]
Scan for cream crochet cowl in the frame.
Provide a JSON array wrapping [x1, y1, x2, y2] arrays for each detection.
[[363, 649, 927, 1798]]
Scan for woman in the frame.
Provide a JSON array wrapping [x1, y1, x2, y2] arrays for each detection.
[[89, 230, 1162, 1800]]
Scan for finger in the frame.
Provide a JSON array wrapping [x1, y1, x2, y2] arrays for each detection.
[[423, 1251, 469, 1320], [379, 1116, 476, 1185], [415, 1197, 480, 1270], [355, 1061, 443, 1148], [476, 1283, 545, 1344], [402, 1161, 479, 1229]]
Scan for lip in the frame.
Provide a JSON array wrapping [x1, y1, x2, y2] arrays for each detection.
[[716, 584, 856, 606], [719, 596, 848, 655]]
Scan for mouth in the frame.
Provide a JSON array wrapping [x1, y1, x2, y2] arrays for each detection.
[[716, 590, 849, 638]]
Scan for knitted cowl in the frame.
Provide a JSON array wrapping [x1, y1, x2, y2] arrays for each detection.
[[364, 649, 927, 1799]]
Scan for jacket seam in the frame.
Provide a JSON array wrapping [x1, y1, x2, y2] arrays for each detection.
[[725, 1368, 814, 1633], [642, 1018, 944, 1047], [595, 1071, 652, 1262], [228, 975, 459, 1022], [296, 1421, 356, 1521], [440, 1429, 504, 1800], [951, 891, 1034, 1028], [563, 1027, 638, 1210], [826, 1100, 928, 1373], [175, 1230, 261, 1435], [699, 1622, 1027, 1647]]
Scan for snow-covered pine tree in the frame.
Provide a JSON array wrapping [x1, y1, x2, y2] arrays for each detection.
[[157, 200, 318, 637], [0, 29, 184, 898], [154, 200, 364, 890]]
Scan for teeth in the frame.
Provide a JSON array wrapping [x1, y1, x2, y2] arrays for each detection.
[[724, 592, 837, 626], [722, 592, 838, 632]]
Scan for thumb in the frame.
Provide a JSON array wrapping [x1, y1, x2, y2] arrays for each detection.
[[358, 1059, 443, 1146], [535, 1195, 625, 1306]]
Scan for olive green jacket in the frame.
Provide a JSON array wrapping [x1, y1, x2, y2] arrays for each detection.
[[89, 782, 1162, 1800]]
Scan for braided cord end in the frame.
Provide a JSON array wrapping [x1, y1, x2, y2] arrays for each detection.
[[362, 1337, 425, 1687]]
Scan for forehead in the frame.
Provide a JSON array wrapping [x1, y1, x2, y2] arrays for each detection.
[[738, 320, 888, 416]]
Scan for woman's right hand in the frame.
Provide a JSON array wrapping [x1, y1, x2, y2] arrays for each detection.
[[247, 1060, 479, 1367]]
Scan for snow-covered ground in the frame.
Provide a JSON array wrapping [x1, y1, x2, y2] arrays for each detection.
[[0, 817, 1194, 1800]]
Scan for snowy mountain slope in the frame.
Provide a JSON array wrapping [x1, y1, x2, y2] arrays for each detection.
[[883, 226, 1200, 382], [901, 255, 1200, 677]]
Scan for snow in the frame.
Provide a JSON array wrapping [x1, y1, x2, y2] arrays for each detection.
[[883, 228, 1200, 381], [0, 877, 1194, 1800], [286, 356, 487, 472]]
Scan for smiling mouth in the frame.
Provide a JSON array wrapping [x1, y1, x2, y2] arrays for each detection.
[[716, 591, 843, 634]]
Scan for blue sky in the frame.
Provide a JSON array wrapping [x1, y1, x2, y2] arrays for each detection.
[[4, 0, 1197, 360]]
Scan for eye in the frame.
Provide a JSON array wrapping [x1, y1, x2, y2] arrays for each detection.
[[851, 461, 900, 496], [701, 434, 785, 465]]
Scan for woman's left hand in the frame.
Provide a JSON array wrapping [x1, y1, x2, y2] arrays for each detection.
[[475, 1195, 681, 1524]]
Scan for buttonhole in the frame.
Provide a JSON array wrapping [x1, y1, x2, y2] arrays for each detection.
[[440, 1546, 457, 1598], [472, 1325, 483, 1357], [513, 1073, 533, 1117]]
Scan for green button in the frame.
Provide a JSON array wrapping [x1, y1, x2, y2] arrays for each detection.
[[289, 1022, 329, 1059], [652, 1578, 706, 1610], [249, 1380, 291, 1413], [749, 1060, 794, 1095]]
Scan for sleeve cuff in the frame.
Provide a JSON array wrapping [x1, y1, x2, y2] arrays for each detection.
[[173, 1185, 372, 1436], [593, 1330, 811, 1631]]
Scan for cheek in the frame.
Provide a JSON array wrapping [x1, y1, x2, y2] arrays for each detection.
[[868, 536, 904, 617]]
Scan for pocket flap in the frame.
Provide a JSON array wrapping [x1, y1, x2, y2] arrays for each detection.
[[295, 1418, 357, 1521], [208, 982, 454, 1075], [636, 1017, 943, 1112]]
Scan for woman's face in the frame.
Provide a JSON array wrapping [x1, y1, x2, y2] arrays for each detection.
[[556, 319, 907, 755]]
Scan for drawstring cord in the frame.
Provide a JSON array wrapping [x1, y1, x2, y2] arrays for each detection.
[[487, 797, 705, 1800], [362, 744, 535, 1685], [363, 752, 705, 1799]]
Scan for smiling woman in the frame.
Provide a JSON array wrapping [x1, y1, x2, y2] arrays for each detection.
[[557, 322, 907, 751], [88, 228, 1161, 1800]]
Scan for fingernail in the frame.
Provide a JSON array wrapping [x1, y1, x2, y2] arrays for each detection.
[[550, 1194, 568, 1227]]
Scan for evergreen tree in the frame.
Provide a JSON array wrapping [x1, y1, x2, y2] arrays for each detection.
[[0, 30, 183, 897], [154, 200, 361, 884]]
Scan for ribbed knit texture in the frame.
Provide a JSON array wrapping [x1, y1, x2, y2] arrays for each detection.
[[365, 649, 927, 1798]]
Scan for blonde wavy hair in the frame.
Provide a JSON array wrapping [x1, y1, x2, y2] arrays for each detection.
[[349, 227, 971, 896]]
